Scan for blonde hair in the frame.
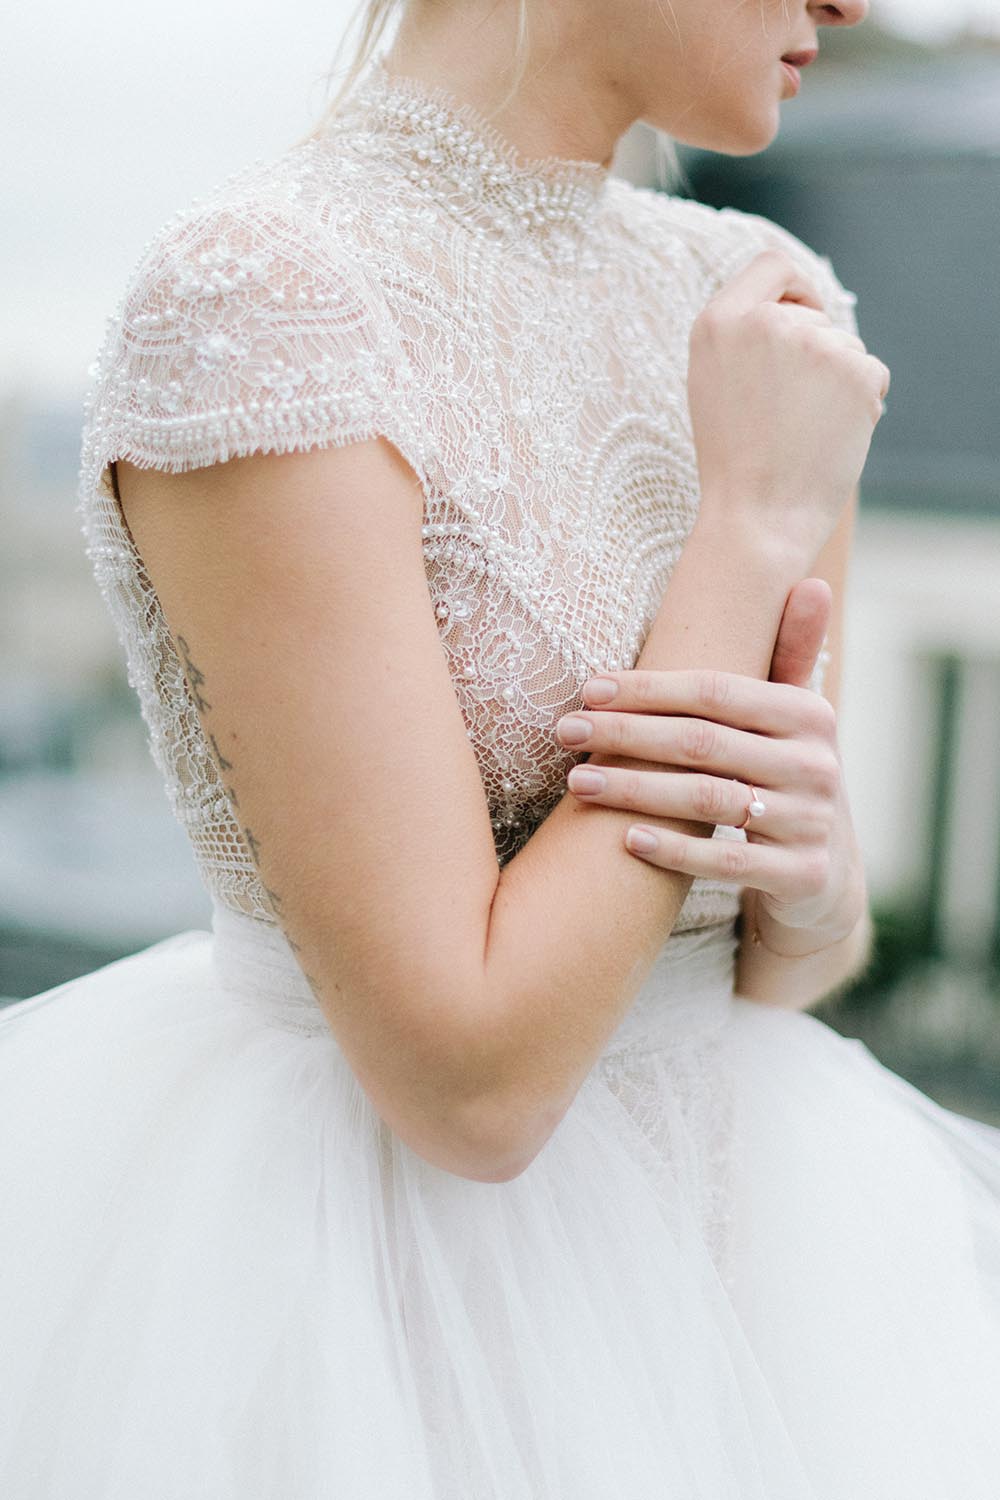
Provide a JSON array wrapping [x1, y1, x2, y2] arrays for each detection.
[[298, 0, 684, 192]]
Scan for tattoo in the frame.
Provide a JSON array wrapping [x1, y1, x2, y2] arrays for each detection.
[[175, 634, 211, 713], [175, 629, 297, 938], [209, 732, 234, 772]]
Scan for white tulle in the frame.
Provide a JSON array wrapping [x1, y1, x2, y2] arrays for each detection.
[[5, 52, 1000, 1497], [3, 909, 1000, 1497]]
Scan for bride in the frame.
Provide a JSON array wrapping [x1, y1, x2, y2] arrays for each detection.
[[3, 0, 1000, 1494]]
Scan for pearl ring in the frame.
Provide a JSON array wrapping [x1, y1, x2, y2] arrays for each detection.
[[734, 780, 767, 830]]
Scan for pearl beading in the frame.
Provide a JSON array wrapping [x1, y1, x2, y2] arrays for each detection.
[[323, 57, 610, 259], [76, 59, 859, 929]]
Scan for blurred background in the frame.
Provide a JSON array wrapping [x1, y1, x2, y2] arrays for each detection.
[[2, 2, 998, 1120]]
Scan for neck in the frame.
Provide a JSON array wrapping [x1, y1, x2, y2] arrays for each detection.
[[385, 0, 637, 172]]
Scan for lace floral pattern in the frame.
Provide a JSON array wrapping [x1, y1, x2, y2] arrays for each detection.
[[77, 54, 859, 930], [599, 1033, 742, 1283]]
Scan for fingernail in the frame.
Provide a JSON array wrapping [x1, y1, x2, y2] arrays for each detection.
[[556, 715, 593, 745], [626, 825, 658, 855], [582, 677, 618, 704], [567, 767, 606, 794]]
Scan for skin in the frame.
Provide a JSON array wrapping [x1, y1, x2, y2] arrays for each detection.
[[388, 0, 870, 165], [561, 579, 865, 940], [115, 0, 880, 1181], [388, 0, 875, 967]]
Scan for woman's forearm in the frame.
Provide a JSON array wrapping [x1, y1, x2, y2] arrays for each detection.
[[734, 884, 875, 1012], [467, 511, 810, 1173]]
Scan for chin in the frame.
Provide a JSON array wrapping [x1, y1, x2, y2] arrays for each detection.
[[672, 111, 780, 159]]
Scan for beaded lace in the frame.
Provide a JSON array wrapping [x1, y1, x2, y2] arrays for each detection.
[[77, 53, 859, 931]]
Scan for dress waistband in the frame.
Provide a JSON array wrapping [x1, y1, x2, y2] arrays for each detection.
[[210, 902, 331, 1038], [209, 901, 738, 1052], [601, 920, 738, 1058]]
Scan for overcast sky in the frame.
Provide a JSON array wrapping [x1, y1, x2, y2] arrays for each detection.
[[3, 0, 996, 402]]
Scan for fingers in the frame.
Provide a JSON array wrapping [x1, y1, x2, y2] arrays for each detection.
[[769, 578, 833, 691], [556, 708, 834, 791], [838, 346, 890, 404], [871, 354, 891, 400], [767, 303, 868, 352], [568, 667, 836, 739], [566, 764, 811, 835], [710, 248, 827, 315], [822, 330, 869, 356], [768, 303, 831, 326], [762, 300, 882, 379], [622, 823, 830, 903]]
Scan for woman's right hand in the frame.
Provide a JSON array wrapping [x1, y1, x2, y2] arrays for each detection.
[[687, 248, 890, 564]]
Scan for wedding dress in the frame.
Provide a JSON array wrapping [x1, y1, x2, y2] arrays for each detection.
[[2, 54, 1000, 1499]]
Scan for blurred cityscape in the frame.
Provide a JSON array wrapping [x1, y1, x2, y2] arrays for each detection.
[[1, 15, 998, 1121]]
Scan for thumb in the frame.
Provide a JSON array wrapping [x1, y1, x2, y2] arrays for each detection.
[[769, 578, 833, 688]]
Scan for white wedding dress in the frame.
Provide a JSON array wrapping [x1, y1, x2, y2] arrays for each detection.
[[3, 54, 1000, 1499]]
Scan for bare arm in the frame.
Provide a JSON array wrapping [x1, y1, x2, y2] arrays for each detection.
[[478, 510, 808, 1162], [115, 435, 805, 1183], [735, 483, 875, 1011]]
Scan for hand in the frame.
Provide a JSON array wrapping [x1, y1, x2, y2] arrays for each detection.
[[557, 577, 867, 944], [689, 250, 890, 565]]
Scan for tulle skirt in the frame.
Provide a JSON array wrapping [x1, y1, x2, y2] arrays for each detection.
[[2, 899, 1000, 1498]]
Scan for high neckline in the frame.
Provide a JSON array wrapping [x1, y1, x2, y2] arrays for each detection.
[[325, 54, 612, 254]]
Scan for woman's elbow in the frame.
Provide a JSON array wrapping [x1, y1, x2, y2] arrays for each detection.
[[323, 965, 557, 1184], [374, 1060, 545, 1181], [436, 1086, 554, 1183]]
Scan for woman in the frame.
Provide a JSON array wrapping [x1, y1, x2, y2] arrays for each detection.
[[3, 0, 1000, 1494]]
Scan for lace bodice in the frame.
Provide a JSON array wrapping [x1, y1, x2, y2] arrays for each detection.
[[77, 55, 860, 933]]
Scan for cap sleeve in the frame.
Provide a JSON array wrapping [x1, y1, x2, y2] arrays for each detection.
[[709, 204, 861, 338], [84, 198, 421, 479]]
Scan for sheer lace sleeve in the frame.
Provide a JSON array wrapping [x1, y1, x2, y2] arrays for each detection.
[[75, 194, 429, 922], [709, 205, 861, 341], [86, 197, 421, 480]]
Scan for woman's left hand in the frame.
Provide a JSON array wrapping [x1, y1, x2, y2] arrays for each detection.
[[557, 580, 867, 946]]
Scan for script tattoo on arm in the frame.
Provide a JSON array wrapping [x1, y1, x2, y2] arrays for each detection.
[[176, 634, 211, 713], [208, 732, 233, 772], [173, 632, 327, 999]]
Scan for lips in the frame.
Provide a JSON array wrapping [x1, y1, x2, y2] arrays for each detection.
[[781, 61, 802, 96], [781, 48, 819, 67]]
